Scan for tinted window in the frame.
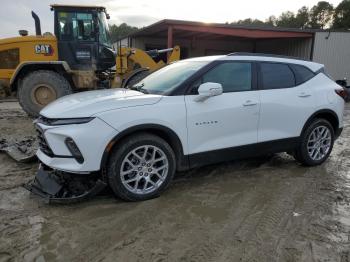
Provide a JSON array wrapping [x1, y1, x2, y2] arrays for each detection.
[[133, 61, 209, 95], [58, 12, 96, 41], [260, 63, 295, 89], [196, 62, 252, 93], [290, 64, 315, 85]]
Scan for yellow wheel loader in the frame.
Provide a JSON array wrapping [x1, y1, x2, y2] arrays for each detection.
[[0, 5, 180, 117]]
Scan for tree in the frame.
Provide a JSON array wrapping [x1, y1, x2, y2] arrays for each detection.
[[333, 0, 350, 29], [295, 6, 310, 28], [231, 18, 266, 26], [109, 23, 139, 43], [265, 16, 277, 26], [276, 11, 299, 28], [309, 1, 334, 29]]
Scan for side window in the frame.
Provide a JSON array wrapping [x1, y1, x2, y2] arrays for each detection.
[[58, 12, 96, 41], [290, 64, 315, 85], [260, 63, 295, 89], [192, 62, 252, 93]]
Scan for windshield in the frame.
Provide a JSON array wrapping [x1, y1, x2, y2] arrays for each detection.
[[132, 61, 209, 95], [98, 12, 112, 47]]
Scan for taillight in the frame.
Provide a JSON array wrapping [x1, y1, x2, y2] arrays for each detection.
[[335, 88, 348, 100]]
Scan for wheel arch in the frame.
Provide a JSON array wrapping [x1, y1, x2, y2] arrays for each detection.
[[10, 61, 74, 92], [100, 124, 189, 172], [301, 109, 340, 137]]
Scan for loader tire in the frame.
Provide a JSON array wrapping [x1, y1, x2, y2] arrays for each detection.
[[18, 70, 73, 117]]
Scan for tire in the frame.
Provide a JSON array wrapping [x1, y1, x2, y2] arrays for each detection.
[[18, 70, 73, 117], [294, 118, 334, 166], [107, 133, 176, 201]]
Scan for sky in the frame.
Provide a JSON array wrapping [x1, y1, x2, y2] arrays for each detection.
[[0, 0, 343, 38]]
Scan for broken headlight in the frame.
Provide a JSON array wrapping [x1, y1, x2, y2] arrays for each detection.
[[37, 117, 94, 126]]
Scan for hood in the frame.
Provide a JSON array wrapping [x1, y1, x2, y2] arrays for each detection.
[[40, 88, 162, 118], [0, 35, 57, 46]]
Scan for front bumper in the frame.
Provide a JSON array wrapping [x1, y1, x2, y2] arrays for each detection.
[[23, 164, 107, 204], [35, 117, 118, 173]]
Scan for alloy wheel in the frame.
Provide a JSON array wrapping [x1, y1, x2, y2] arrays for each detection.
[[120, 145, 169, 195], [307, 125, 332, 161]]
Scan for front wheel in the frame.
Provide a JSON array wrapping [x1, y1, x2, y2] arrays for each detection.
[[294, 118, 334, 166], [107, 133, 176, 201]]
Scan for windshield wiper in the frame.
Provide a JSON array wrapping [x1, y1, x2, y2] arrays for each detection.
[[130, 83, 149, 94]]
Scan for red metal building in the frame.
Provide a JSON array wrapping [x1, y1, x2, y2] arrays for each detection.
[[120, 19, 314, 60]]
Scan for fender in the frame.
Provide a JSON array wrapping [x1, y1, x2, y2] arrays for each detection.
[[10, 61, 72, 85], [100, 124, 189, 172], [300, 109, 340, 136]]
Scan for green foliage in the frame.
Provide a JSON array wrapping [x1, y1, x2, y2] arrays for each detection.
[[109, 23, 138, 43], [276, 11, 299, 28], [333, 0, 350, 29], [232, 18, 266, 26], [229, 0, 350, 29], [295, 6, 310, 29], [309, 1, 334, 29]]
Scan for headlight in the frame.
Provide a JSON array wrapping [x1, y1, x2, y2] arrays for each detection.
[[37, 117, 95, 126]]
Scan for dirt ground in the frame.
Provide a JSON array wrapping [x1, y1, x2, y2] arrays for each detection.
[[0, 101, 350, 262]]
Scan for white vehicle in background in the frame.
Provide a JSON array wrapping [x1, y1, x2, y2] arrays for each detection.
[[27, 53, 345, 202]]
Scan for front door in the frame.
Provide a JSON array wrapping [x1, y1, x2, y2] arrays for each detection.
[[55, 11, 98, 71], [185, 61, 260, 157]]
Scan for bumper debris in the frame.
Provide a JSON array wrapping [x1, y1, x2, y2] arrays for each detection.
[[23, 164, 107, 204], [0, 137, 37, 163]]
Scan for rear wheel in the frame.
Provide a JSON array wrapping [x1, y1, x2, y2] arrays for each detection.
[[294, 118, 334, 166], [18, 70, 73, 117], [107, 133, 176, 201]]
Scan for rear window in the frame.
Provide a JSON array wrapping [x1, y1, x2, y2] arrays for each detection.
[[260, 63, 295, 89], [290, 64, 315, 85]]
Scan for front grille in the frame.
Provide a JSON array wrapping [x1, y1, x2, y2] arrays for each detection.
[[35, 125, 54, 157], [0, 48, 19, 69]]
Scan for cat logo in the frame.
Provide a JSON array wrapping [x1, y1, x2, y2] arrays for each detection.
[[34, 44, 54, 56]]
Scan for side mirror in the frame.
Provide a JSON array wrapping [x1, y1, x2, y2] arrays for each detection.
[[194, 82, 223, 102]]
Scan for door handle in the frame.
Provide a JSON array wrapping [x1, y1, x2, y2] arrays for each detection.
[[298, 92, 311, 98], [243, 100, 258, 106]]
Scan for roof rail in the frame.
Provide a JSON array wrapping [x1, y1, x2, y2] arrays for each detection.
[[228, 52, 310, 61]]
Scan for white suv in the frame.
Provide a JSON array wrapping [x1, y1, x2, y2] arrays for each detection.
[[33, 54, 345, 201]]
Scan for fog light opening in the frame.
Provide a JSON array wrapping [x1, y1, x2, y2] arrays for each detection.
[[65, 137, 84, 164]]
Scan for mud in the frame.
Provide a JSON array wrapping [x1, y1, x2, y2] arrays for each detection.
[[1, 101, 350, 262]]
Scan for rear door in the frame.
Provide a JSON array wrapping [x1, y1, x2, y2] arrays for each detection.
[[257, 62, 316, 142], [185, 61, 260, 155]]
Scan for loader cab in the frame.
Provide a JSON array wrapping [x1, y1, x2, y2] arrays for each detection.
[[51, 5, 115, 71]]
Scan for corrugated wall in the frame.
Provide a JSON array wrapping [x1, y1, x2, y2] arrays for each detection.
[[313, 32, 350, 80], [255, 38, 312, 59], [127, 36, 313, 59]]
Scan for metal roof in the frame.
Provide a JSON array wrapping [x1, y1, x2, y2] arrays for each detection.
[[129, 19, 315, 39]]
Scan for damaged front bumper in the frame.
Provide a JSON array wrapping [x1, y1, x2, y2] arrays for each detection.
[[23, 164, 107, 204]]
